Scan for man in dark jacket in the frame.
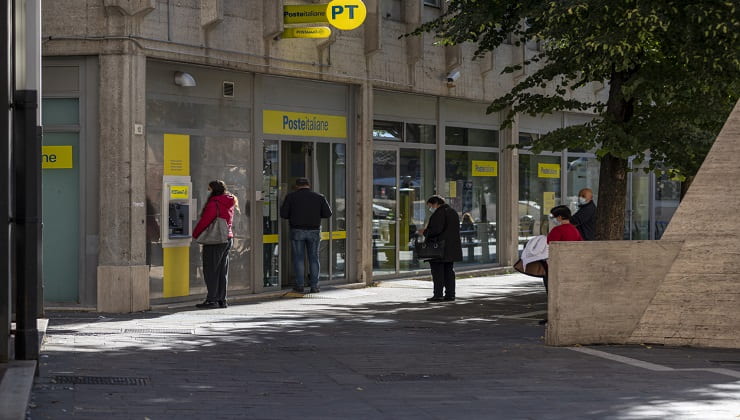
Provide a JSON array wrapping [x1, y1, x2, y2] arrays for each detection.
[[280, 178, 332, 293], [571, 188, 596, 241], [570, 188, 596, 241], [418, 195, 463, 302]]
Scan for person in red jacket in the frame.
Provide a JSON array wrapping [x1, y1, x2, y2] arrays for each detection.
[[192, 180, 238, 309], [540, 205, 583, 324]]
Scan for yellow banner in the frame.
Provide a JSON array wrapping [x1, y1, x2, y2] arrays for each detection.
[[284, 4, 328, 24], [41, 146, 73, 169], [472, 160, 498, 177], [449, 181, 457, 198], [538, 163, 561, 178], [263, 234, 279, 244], [164, 134, 190, 176], [282, 26, 332, 39], [321, 231, 347, 240], [263, 110, 347, 138]]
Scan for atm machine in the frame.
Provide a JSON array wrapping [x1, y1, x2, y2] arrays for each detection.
[[161, 175, 196, 247]]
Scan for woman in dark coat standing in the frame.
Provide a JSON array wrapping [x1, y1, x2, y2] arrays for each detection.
[[418, 195, 463, 301]]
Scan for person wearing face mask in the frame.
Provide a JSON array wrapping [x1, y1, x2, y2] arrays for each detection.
[[417, 195, 463, 302], [538, 205, 583, 324], [570, 188, 596, 240]]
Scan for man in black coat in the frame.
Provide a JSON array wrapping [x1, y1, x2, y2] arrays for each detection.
[[571, 188, 596, 240], [280, 178, 332, 293], [418, 195, 463, 302]]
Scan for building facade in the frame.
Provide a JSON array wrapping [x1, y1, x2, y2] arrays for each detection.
[[39, 0, 676, 311]]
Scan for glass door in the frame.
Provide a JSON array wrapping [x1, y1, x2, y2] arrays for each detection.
[[261, 140, 345, 290], [261, 141, 280, 289], [372, 149, 397, 275], [372, 148, 436, 276]]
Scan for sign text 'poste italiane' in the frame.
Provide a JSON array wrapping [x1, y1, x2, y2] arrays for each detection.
[[283, 0, 366, 38], [263, 110, 347, 138]]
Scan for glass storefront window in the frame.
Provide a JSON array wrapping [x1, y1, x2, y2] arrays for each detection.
[[373, 120, 403, 141], [406, 123, 436, 144], [445, 126, 499, 147], [654, 173, 680, 239], [399, 148, 436, 272], [373, 150, 397, 274], [518, 154, 561, 246], [566, 156, 600, 211], [42, 98, 79, 125], [444, 150, 498, 265]]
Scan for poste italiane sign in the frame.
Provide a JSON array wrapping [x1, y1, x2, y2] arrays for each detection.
[[282, 0, 366, 38]]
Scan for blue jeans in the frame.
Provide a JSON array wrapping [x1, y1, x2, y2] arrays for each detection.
[[290, 229, 321, 289]]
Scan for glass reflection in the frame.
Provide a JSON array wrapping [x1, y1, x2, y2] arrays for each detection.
[[373, 150, 397, 274]]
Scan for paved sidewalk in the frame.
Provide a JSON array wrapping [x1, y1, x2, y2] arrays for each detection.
[[29, 274, 740, 419]]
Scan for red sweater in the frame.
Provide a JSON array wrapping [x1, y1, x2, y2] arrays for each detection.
[[192, 194, 236, 239], [547, 223, 583, 243]]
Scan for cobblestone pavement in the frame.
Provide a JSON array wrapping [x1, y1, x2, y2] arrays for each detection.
[[29, 274, 740, 419]]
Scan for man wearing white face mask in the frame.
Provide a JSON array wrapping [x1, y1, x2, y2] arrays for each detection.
[[571, 188, 596, 240]]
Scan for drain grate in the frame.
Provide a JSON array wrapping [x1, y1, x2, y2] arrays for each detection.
[[52, 375, 150, 386], [366, 373, 457, 382], [122, 328, 193, 334]]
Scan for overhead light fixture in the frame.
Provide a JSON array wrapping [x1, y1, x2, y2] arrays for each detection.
[[174, 71, 197, 87]]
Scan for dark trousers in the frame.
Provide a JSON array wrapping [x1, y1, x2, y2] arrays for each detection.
[[429, 261, 455, 298], [202, 238, 232, 301]]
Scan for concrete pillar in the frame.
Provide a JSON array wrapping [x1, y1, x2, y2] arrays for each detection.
[[96, 51, 149, 312], [351, 83, 374, 285], [498, 114, 519, 266]]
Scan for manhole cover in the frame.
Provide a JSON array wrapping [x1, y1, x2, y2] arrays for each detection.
[[366, 373, 457, 382], [52, 376, 150, 385], [122, 329, 193, 334]]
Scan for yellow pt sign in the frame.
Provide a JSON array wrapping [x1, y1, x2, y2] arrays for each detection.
[[326, 0, 366, 30]]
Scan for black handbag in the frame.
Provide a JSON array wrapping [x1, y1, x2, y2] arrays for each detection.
[[416, 237, 445, 260]]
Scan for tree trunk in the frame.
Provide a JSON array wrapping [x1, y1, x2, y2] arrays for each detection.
[[593, 69, 634, 240], [594, 153, 629, 240]]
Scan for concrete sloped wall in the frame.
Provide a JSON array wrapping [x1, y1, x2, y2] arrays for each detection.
[[547, 100, 740, 349], [546, 241, 683, 346]]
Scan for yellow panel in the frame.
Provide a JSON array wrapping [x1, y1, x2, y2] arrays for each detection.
[[543, 192, 556, 213], [263, 110, 347, 139], [263, 234, 279, 244], [164, 134, 190, 176], [163, 247, 189, 298], [170, 185, 189, 200], [538, 163, 561, 178], [472, 160, 498, 177], [41, 146, 73, 169], [449, 181, 457, 198], [283, 4, 328, 24]]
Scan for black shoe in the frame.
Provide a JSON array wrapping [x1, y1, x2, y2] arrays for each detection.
[[292, 287, 305, 294], [218, 300, 228, 308], [538, 319, 548, 325], [309, 287, 320, 293], [426, 296, 444, 302], [443, 296, 455, 301], [195, 300, 219, 309]]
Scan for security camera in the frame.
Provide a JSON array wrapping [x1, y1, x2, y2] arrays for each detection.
[[446, 70, 461, 82]]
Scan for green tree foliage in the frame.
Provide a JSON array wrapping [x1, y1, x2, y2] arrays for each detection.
[[409, 0, 739, 239]]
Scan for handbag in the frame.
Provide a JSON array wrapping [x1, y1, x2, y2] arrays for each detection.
[[196, 201, 229, 245], [416, 237, 446, 260]]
